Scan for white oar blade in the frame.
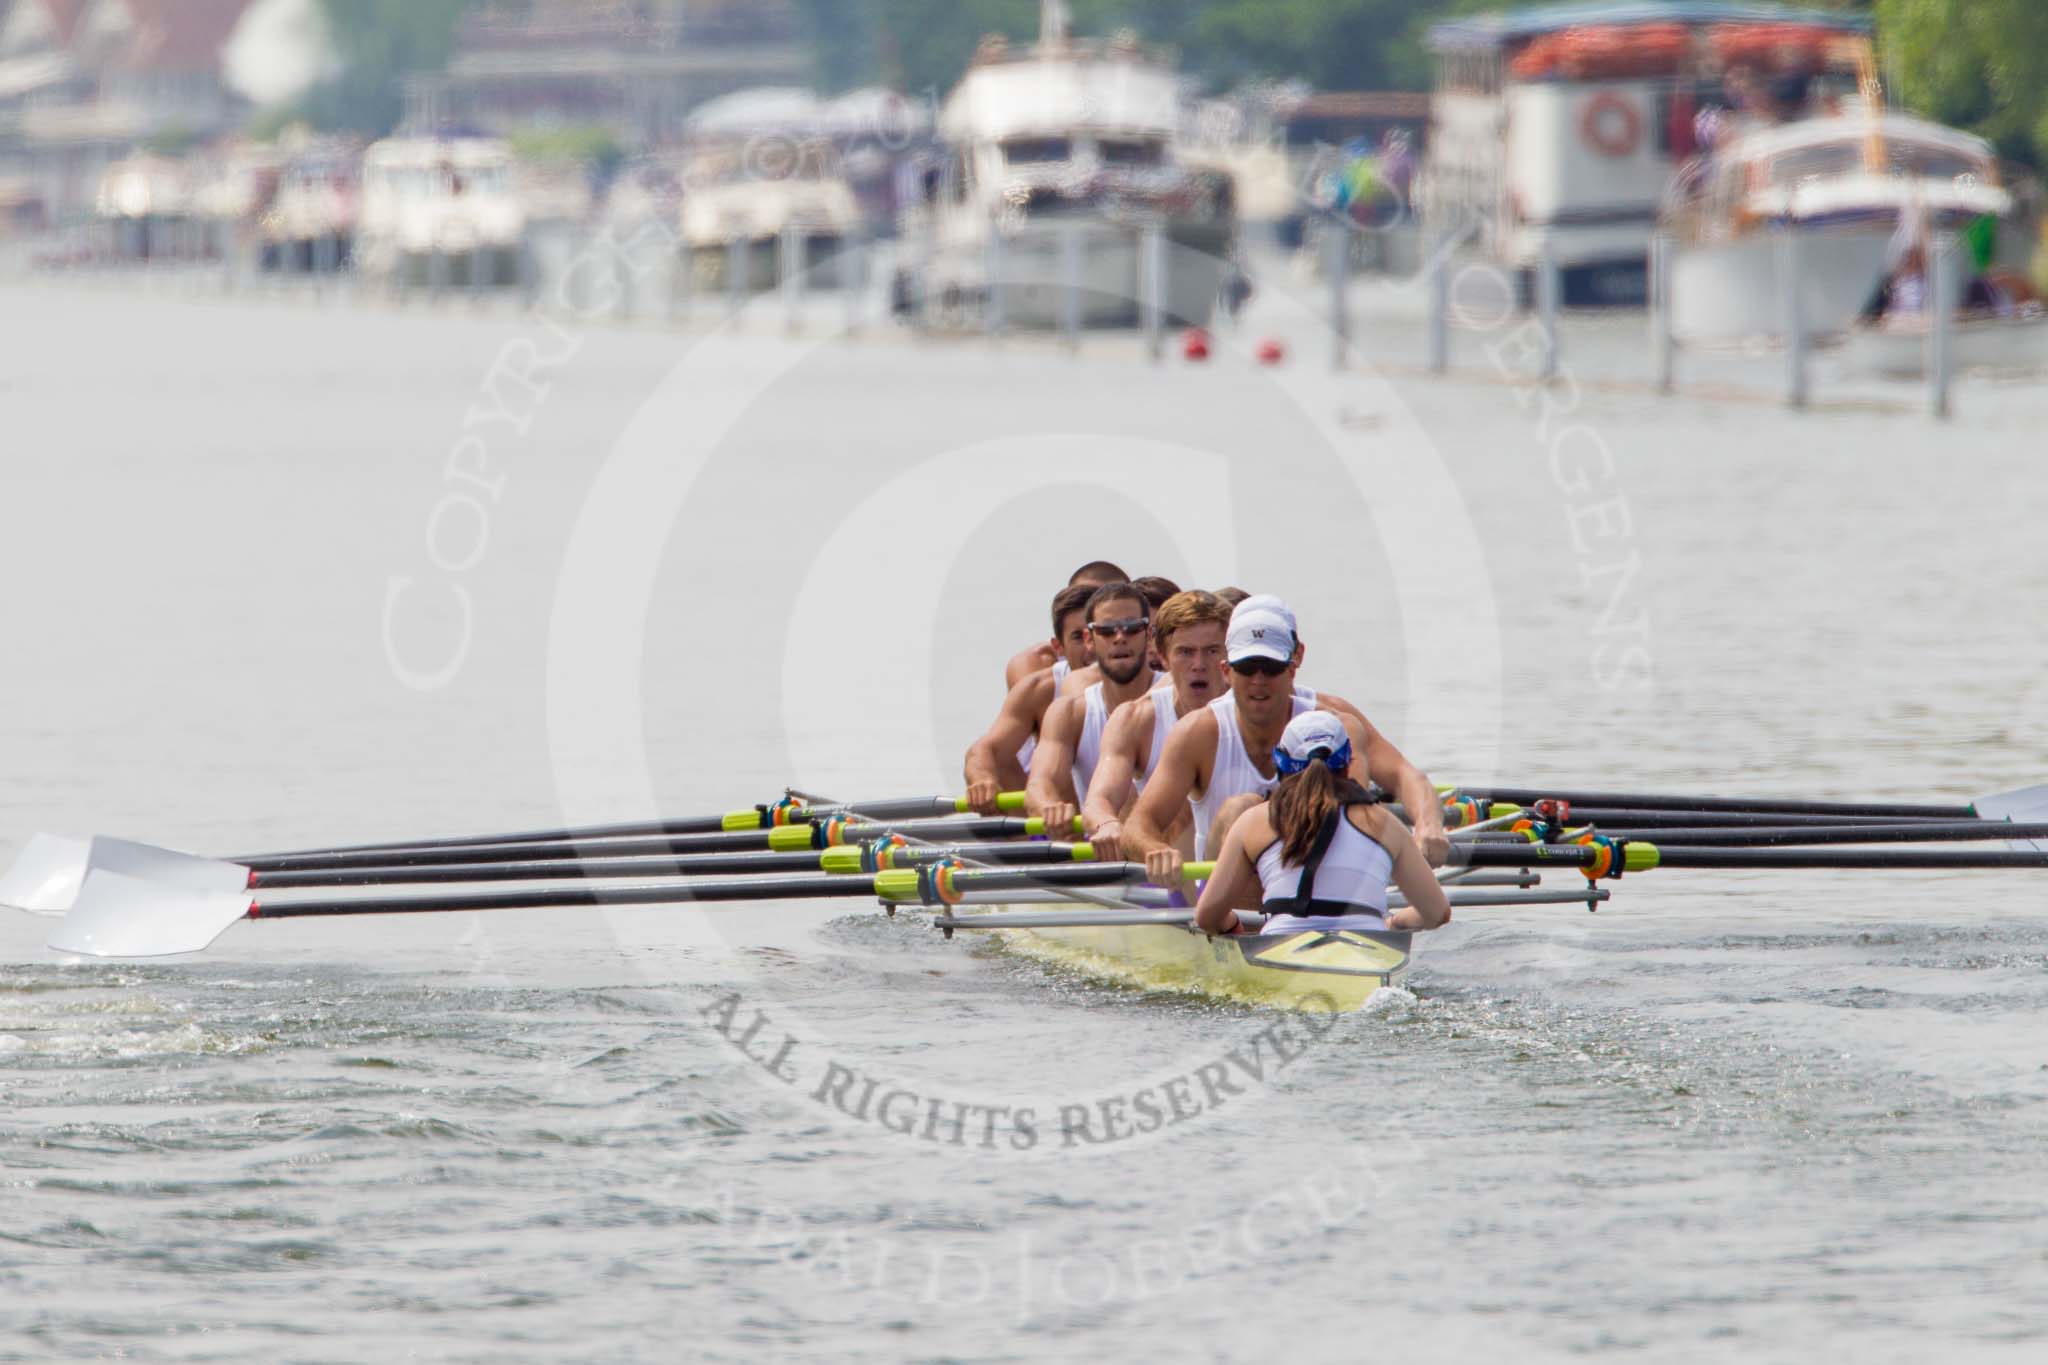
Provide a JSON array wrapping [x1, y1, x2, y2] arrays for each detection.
[[89, 838, 250, 895], [1975, 784, 2048, 852], [0, 834, 93, 914], [47, 868, 253, 958]]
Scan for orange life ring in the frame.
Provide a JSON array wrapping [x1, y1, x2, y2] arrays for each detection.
[[1581, 92, 1641, 157]]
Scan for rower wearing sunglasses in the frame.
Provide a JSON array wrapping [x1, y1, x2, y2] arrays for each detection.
[[1073, 588, 1234, 861], [1053, 575, 1182, 698], [1125, 597, 1450, 887], [1025, 582, 1164, 833]]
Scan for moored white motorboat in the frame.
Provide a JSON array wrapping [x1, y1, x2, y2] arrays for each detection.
[[94, 154, 196, 259], [896, 0, 1235, 329], [1663, 112, 2015, 343], [355, 135, 526, 290], [677, 88, 863, 293]]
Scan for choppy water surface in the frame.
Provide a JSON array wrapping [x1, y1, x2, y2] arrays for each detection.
[[3, 273, 2046, 1361]]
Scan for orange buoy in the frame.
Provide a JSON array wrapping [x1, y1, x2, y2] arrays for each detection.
[[1182, 327, 1211, 361], [1254, 337, 1285, 365]]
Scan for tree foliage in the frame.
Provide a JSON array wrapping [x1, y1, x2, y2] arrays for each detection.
[[1876, 0, 2048, 167], [288, 0, 476, 135]]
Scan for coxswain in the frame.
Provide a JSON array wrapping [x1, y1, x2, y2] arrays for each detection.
[[1193, 711, 1451, 936], [1125, 597, 1449, 883]]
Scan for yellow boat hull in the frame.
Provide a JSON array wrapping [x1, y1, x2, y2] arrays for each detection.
[[982, 916, 1412, 1012]]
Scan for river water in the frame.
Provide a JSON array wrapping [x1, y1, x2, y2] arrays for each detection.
[[3, 264, 2046, 1361]]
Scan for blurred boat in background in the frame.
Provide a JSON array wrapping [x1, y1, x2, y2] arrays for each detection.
[[1423, 2, 1878, 305], [354, 134, 526, 290], [893, 0, 1236, 329], [1664, 113, 2017, 343], [678, 88, 862, 294]]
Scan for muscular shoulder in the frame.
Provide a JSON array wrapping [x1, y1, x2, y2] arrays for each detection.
[[1060, 663, 1100, 697], [1168, 704, 1220, 745], [1313, 689, 1371, 728], [1044, 691, 1086, 733], [1006, 641, 1057, 690], [1102, 693, 1153, 740]]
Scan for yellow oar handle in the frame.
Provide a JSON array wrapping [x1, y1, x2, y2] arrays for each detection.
[[952, 792, 1027, 814], [873, 859, 1216, 903]]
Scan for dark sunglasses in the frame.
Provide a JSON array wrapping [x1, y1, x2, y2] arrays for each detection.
[[1230, 657, 1289, 677], [1088, 617, 1150, 640]]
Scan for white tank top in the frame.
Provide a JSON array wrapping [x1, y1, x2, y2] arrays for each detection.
[[1014, 658, 1073, 773], [1190, 690, 1316, 858], [1133, 684, 1178, 794], [1071, 682, 1110, 804], [1254, 810, 1393, 933]]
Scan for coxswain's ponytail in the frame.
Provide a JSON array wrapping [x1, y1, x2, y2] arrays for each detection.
[[1271, 760, 1378, 863], [1269, 711, 1376, 864]]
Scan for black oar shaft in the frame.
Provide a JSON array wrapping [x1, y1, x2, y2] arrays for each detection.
[[244, 816, 1040, 874], [246, 863, 1147, 920], [243, 796, 966, 860], [1525, 806, 1957, 830], [1659, 847, 2048, 870], [251, 874, 873, 918], [1468, 786, 1972, 819], [1453, 844, 2048, 872], [1605, 821, 2048, 848], [249, 840, 1087, 889]]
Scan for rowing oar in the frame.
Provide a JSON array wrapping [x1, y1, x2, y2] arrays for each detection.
[[44, 861, 1208, 959], [1457, 804, 2017, 831], [1448, 782, 2048, 822], [227, 792, 1035, 859], [1452, 841, 2048, 875], [4, 830, 1539, 913], [1, 815, 1082, 914], [1594, 820, 2048, 849]]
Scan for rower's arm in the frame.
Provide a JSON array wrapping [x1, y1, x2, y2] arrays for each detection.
[[1024, 695, 1083, 822], [1004, 639, 1058, 691], [1322, 697, 1446, 866], [1127, 712, 1207, 860], [1193, 808, 1268, 935], [963, 672, 1049, 811], [1377, 812, 1452, 931], [1080, 702, 1145, 837]]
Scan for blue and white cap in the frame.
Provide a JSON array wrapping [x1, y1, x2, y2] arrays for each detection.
[[1273, 710, 1352, 776], [1226, 599, 1296, 664]]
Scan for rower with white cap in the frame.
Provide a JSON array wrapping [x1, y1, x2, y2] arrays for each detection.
[[1124, 596, 1449, 885], [1193, 710, 1453, 937]]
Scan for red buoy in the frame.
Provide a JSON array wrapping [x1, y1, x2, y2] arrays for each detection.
[[1254, 337, 1286, 365], [1181, 327, 1211, 361]]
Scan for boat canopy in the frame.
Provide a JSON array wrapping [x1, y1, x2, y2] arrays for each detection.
[[940, 57, 1179, 143], [685, 87, 824, 137], [1725, 112, 1995, 169], [1428, 1, 1870, 52]]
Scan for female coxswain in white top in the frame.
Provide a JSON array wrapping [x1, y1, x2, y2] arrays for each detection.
[[1193, 711, 1452, 937]]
